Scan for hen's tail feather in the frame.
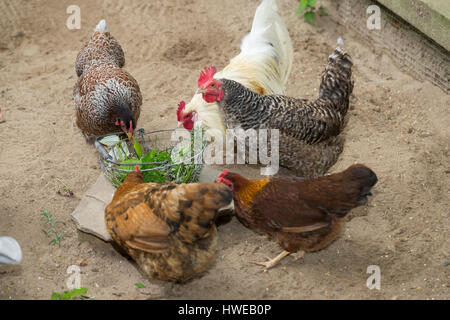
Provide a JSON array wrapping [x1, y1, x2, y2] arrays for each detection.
[[95, 19, 109, 33], [172, 183, 233, 243], [347, 165, 378, 207], [241, 0, 293, 86], [318, 46, 354, 113], [327, 165, 378, 217], [299, 164, 377, 218]]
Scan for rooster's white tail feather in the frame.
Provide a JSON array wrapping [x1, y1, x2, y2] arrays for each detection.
[[219, 0, 293, 95]]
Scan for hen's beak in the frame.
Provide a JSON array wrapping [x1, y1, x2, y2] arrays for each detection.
[[177, 121, 184, 128], [127, 121, 133, 140]]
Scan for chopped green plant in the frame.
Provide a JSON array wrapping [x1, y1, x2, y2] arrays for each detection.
[[135, 282, 145, 289], [139, 149, 171, 184], [51, 287, 90, 300], [41, 209, 66, 247], [98, 127, 205, 187]]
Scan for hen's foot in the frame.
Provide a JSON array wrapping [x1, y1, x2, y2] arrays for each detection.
[[292, 250, 305, 261], [253, 250, 291, 272]]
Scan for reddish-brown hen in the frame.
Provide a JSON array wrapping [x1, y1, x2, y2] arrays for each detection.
[[73, 19, 142, 143], [105, 168, 233, 283], [216, 164, 377, 271]]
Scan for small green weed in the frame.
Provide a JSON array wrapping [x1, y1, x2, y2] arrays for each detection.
[[56, 178, 74, 197], [41, 209, 66, 247], [296, 0, 328, 24], [51, 287, 90, 300]]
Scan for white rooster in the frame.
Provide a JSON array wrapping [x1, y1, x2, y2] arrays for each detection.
[[177, 0, 293, 135]]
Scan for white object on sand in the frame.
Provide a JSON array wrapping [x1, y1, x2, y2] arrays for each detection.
[[0, 236, 22, 266]]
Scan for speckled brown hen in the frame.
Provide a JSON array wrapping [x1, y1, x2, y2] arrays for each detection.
[[73, 19, 142, 143], [216, 164, 377, 271], [105, 168, 233, 283]]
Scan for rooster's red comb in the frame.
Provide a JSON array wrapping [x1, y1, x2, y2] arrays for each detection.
[[177, 101, 186, 121], [218, 170, 229, 179], [198, 66, 217, 88]]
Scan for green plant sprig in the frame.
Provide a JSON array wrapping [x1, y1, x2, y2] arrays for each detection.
[[51, 287, 90, 300], [56, 178, 74, 197], [41, 209, 66, 247], [296, 0, 328, 24]]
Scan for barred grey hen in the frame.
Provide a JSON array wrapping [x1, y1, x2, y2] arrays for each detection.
[[195, 46, 354, 178]]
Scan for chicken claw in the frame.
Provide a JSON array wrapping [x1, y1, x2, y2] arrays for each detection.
[[253, 250, 291, 272], [292, 250, 305, 261]]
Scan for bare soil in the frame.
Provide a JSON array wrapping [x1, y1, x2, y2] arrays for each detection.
[[0, 0, 448, 300]]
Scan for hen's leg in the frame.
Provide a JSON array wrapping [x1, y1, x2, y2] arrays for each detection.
[[253, 250, 305, 271], [253, 250, 291, 272], [292, 250, 305, 261]]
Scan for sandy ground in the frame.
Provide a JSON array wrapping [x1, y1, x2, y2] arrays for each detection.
[[0, 0, 449, 300]]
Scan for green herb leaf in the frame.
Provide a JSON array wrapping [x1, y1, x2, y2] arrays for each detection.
[[119, 158, 142, 172], [51, 287, 88, 300], [133, 137, 143, 159], [304, 11, 315, 24], [140, 151, 156, 164], [296, 0, 308, 14], [51, 292, 62, 300], [308, 0, 317, 8], [135, 282, 145, 289]]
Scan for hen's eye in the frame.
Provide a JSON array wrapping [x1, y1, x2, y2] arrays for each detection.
[[210, 83, 215, 88]]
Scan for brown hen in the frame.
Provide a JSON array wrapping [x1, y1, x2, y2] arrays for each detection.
[[73, 19, 142, 143], [105, 168, 233, 283], [216, 164, 377, 271]]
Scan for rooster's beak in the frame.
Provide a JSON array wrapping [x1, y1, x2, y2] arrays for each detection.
[[126, 132, 133, 140], [177, 121, 183, 128]]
